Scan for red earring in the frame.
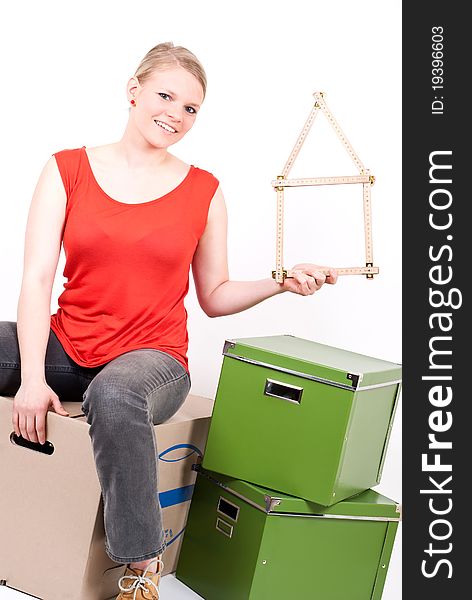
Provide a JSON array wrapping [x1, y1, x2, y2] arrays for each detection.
[[130, 99, 136, 105]]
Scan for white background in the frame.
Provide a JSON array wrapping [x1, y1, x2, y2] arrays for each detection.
[[0, 0, 402, 597]]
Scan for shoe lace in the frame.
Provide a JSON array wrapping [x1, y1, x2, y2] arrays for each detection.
[[118, 557, 164, 600]]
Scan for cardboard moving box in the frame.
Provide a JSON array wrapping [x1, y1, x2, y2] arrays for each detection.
[[0, 393, 213, 600]]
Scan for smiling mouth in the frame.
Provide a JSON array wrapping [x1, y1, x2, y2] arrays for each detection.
[[154, 120, 177, 133]]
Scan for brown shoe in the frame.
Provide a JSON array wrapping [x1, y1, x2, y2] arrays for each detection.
[[116, 557, 164, 600]]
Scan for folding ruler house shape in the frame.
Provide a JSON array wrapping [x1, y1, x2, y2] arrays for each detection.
[[271, 91, 379, 283]]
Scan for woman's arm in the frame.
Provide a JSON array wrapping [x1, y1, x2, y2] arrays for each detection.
[[191, 186, 337, 318], [17, 156, 67, 381], [13, 156, 71, 445]]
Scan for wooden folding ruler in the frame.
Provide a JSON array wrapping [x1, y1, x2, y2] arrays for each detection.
[[271, 91, 379, 283]]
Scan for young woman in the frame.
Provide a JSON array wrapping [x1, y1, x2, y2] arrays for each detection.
[[1, 42, 337, 599]]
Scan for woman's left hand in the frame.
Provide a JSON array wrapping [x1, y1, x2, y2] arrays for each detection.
[[280, 263, 338, 296]]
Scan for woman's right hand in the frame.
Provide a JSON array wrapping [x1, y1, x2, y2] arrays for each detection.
[[12, 381, 70, 445]]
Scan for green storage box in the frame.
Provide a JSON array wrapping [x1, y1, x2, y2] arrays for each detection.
[[176, 467, 401, 600], [202, 335, 402, 505]]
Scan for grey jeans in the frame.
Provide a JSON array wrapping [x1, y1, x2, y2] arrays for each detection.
[[0, 320, 191, 563]]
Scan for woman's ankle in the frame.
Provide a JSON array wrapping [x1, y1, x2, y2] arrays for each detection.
[[129, 555, 162, 573]]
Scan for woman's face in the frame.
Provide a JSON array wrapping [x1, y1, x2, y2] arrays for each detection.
[[129, 66, 204, 149]]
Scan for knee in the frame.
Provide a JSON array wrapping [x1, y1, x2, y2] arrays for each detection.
[[82, 377, 148, 430]]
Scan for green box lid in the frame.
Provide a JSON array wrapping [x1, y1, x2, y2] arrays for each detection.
[[223, 335, 402, 389], [199, 467, 401, 521]]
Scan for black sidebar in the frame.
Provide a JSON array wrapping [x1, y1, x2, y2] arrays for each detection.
[[403, 3, 467, 598]]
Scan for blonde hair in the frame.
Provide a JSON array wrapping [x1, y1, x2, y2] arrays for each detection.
[[134, 42, 207, 98]]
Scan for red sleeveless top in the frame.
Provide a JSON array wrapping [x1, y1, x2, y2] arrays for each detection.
[[49, 146, 219, 373]]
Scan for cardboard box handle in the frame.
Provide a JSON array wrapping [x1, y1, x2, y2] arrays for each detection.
[[9, 432, 54, 455]]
